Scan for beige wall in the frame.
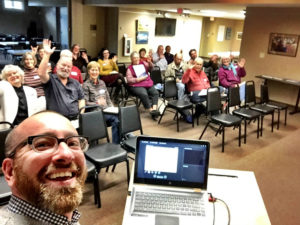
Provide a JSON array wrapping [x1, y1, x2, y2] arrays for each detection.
[[200, 17, 244, 57], [240, 7, 300, 105], [118, 9, 203, 63], [71, 0, 106, 58]]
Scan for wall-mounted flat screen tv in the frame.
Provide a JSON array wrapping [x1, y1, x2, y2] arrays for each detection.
[[155, 18, 176, 36]]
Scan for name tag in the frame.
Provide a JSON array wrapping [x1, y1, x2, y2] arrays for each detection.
[[34, 75, 39, 79], [71, 71, 78, 76], [99, 89, 105, 95]]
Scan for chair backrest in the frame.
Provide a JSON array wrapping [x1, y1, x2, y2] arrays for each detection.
[[117, 63, 126, 76], [0, 122, 13, 167], [207, 87, 222, 113], [260, 84, 269, 103], [245, 80, 256, 105], [163, 77, 177, 99], [79, 110, 109, 144], [150, 66, 162, 84], [119, 104, 143, 136], [228, 86, 240, 108]]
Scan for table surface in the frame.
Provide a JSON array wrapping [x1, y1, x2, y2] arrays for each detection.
[[122, 168, 271, 225], [256, 74, 300, 86]]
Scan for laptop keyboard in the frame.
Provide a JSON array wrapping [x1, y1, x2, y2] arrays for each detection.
[[132, 191, 206, 216]]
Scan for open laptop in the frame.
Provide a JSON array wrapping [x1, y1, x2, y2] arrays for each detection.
[[127, 136, 210, 225]]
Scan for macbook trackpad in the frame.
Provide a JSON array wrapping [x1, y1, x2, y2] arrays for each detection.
[[155, 215, 179, 225]]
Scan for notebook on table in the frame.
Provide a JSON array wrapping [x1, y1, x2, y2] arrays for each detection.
[[127, 136, 210, 225]]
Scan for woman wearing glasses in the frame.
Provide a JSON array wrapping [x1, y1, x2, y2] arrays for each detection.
[[0, 65, 41, 126]]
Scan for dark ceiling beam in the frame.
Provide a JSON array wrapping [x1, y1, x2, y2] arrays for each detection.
[[83, 0, 300, 5]]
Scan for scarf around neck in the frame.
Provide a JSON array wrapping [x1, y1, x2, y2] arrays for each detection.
[[223, 63, 237, 77]]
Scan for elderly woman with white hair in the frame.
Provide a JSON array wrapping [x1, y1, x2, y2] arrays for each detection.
[[182, 57, 211, 117], [218, 56, 246, 90], [0, 65, 41, 125]]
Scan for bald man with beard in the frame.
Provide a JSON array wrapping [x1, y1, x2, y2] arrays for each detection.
[[0, 111, 88, 224]]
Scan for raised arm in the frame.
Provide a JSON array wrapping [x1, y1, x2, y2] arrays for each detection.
[[181, 69, 191, 84], [37, 39, 56, 83]]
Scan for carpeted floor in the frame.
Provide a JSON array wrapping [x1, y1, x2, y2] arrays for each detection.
[[79, 107, 300, 225]]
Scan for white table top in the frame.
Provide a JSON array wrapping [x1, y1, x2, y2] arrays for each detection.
[[122, 168, 271, 225]]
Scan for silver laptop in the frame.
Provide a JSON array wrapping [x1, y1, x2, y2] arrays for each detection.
[[128, 136, 210, 225]]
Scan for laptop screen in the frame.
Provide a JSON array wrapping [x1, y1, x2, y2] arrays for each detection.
[[134, 136, 210, 189]]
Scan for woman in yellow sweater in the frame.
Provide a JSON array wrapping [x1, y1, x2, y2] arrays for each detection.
[[98, 48, 123, 102]]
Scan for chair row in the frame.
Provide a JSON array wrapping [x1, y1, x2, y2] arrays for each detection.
[[157, 79, 288, 152]]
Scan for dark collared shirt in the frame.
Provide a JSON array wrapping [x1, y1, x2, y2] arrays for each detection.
[[3, 195, 81, 225], [43, 74, 84, 120]]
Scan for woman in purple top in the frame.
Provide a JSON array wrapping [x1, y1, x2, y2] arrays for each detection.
[[218, 56, 246, 89], [126, 51, 160, 120]]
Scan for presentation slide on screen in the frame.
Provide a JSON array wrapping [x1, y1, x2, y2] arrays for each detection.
[[144, 145, 178, 173]]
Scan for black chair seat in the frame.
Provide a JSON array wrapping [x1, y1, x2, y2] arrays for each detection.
[[167, 99, 193, 109], [233, 108, 261, 119], [0, 176, 11, 206], [86, 159, 96, 173], [211, 113, 242, 126], [122, 136, 137, 153], [250, 104, 274, 114], [266, 101, 288, 110], [85, 143, 127, 168]]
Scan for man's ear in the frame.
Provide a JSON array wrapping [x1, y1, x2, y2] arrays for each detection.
[[2, 158, 15, 187]]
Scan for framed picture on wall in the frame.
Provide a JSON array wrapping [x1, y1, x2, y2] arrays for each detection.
[[123, 37, 132, 56], [268, 33, 299, 57], [136, 31, 149, 44], [236, 32, 242, 40]]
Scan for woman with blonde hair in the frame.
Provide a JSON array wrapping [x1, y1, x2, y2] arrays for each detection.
[[82, 61, 120, 144]]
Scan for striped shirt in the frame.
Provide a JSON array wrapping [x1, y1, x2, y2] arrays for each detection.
[[23, 67, 45, 97]]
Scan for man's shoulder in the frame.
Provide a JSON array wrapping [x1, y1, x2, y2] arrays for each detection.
[[0, 208, 35, 225]]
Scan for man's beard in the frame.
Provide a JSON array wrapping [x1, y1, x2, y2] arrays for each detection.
[[13, 161, 87, 215], [57, 69, 69, 78]]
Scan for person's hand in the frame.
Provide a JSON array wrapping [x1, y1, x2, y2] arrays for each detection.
[[176, 78, 181, 83], [31, 45, 38, 55], [97, 97, 106, 107], [43, 39, 56, 56], [211, 54, 218, 62], [81, 52, 89, 62], [238, 58, 246, 68], [138, 75, 147, 82], [146, 56, 152, 63]]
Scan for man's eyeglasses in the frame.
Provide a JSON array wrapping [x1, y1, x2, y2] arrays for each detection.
[[8, 135, 89, 158]]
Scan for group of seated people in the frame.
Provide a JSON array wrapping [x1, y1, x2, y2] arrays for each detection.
[[126, 45, 246, 123], [0, 40, 122, 144], [0, 40, 247, 142]]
